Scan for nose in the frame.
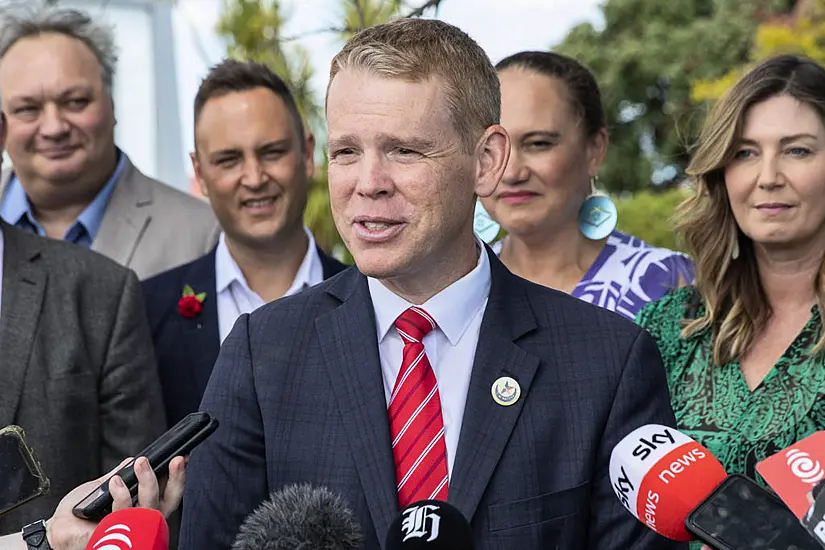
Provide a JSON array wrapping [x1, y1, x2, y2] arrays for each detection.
[[501, 146, 529, 186], [39, 103, 70, 139], [240, 157, 267, 190], [757, 151, 784, 190], [354, 153, 394, 199]]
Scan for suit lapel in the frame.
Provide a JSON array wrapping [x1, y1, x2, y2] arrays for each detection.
[[449, 250, 540, 523], [92, 157, 151, 266], [177, 251, 221, 397], [316, 270, 398, 542], [0, 224, 46, 427]]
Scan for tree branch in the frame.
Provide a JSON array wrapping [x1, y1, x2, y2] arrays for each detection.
[[403, 0, 441, 18], [278, 0, 442, 43]]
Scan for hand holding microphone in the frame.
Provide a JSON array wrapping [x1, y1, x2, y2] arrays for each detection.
[[6, 455, 185, 550]]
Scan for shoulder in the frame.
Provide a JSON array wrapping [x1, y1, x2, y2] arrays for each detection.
[[243, 269, 351, 341], [5, 225, 137, 299], [518, 268, 647, 344], [123, 164, 216, 223], [636, 286, 697, 343], [140, 256, 198, 299], [609, 230, 693, 268]]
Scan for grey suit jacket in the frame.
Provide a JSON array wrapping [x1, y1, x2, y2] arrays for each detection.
[[0, 153, 221, 280], [0, 222, 166, 535], [181, 248, 686, 550]]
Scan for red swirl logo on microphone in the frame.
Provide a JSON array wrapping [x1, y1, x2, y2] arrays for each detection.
[[786, 449, 825, 485], [91, 523, 132, 550]]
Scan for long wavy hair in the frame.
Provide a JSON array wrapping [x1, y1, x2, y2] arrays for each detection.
[[678, 54, 825, 365]]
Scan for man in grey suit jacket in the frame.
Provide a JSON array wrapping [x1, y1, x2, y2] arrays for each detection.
[[0, 7, 219, 281], [181, 20, 685, 550], [0, 220, 166, 536]]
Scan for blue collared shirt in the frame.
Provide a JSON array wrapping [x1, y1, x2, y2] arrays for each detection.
[[0, 150, 126, 247]]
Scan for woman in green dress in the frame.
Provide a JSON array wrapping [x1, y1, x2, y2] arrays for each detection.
[[637, 53, 825, 496]]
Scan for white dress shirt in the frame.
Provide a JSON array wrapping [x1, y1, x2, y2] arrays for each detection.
[[215, 227, 324, 343], [367, 242, 491, 477]]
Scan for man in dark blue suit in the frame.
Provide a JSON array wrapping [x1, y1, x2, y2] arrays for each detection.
[[142, 60, 346, 428], [181, 20, 685, 550]]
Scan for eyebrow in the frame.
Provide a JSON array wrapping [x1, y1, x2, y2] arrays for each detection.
[[327, 133, 438, 152], [739, 133, 819, 145], [209, 138, 291, 159], [520, 130, 562, 141], [8, 85, 93, 105]]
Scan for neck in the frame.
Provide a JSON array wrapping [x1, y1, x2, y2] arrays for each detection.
[[380, 231, 479, 305], [225, 227, 309, 303], [754, 242, 822, 312], [23, 148, 119, 239], [498, 222, 606, 293]]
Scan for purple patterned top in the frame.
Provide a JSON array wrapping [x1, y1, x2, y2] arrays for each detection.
[[492, 230, 695, 321]]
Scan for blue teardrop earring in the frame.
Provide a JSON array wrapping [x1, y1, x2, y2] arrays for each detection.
[[578, 176, 617, 240], [473, 199, 501, 244]]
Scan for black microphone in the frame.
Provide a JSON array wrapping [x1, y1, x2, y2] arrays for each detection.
[[385, 500, 473, 549], [231, 484, 363, 550]]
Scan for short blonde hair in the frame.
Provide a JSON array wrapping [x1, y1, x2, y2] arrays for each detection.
[[677, 53, 825, 365], [328, 18, 499, 152]]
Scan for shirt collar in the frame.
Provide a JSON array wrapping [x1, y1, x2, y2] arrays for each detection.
[[0, 149, 126, 242], [368, 239, 491, 346], [216, 227, 323, 297]]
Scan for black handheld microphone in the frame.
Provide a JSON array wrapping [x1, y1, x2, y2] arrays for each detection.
[[231, 484, 363, 550], [385, 500, 473, 549]]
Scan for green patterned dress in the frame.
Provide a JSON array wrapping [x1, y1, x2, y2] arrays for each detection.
[[636, 286, 825, 485]]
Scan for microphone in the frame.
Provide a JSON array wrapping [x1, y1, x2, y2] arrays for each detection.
[[84, 507, 168, 550], [609, 423, 728, 541], [230, 484, 363, 550], [802, 480, 825, 547], [757, 430, 825, 519], [385, 499, 473, 549]]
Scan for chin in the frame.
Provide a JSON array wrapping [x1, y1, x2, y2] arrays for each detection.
[[351, 249, 409, 280]]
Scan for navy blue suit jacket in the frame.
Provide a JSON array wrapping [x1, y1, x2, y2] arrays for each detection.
[[141, 244, 347, 427], [179, 247, 686, 550]]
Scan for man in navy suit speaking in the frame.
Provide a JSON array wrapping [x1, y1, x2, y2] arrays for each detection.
[[180, 19, 685, 550]]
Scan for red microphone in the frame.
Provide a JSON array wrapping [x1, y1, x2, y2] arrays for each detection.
[[609, 424, 727, 541], [84, 508, 168, 550], [757, 431, 825, 519]]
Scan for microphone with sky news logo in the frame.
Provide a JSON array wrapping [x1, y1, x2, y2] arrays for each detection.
[[609, 423, 727, 541], [610, 424, 822, 548]]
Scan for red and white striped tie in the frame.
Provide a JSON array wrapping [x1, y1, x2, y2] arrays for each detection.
[[388, 306, 449, 507]]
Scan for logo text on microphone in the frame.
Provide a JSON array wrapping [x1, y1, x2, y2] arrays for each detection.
[[401, 504, 441, 542]]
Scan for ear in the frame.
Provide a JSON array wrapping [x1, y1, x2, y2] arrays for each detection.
[[0, 113, 5, 171], [304, 131, 316, 180], [0, 111, 6, 150], [474, 124, 510, 199], [587, 128, 608, 178], [190, 151, 209, 199]]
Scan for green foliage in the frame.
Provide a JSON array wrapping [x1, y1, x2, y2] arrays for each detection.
[[556, 0, 793, 193], [615, 186, 692, 251], [217, 1, 322, 135], [693, 0, 825, 101]]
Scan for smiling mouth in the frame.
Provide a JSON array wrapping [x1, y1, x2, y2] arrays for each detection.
[[242, 197, 277, 208], [360, 221, 398, 230]]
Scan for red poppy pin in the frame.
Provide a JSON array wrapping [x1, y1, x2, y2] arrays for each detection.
[[178, 284, 207, 318]]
